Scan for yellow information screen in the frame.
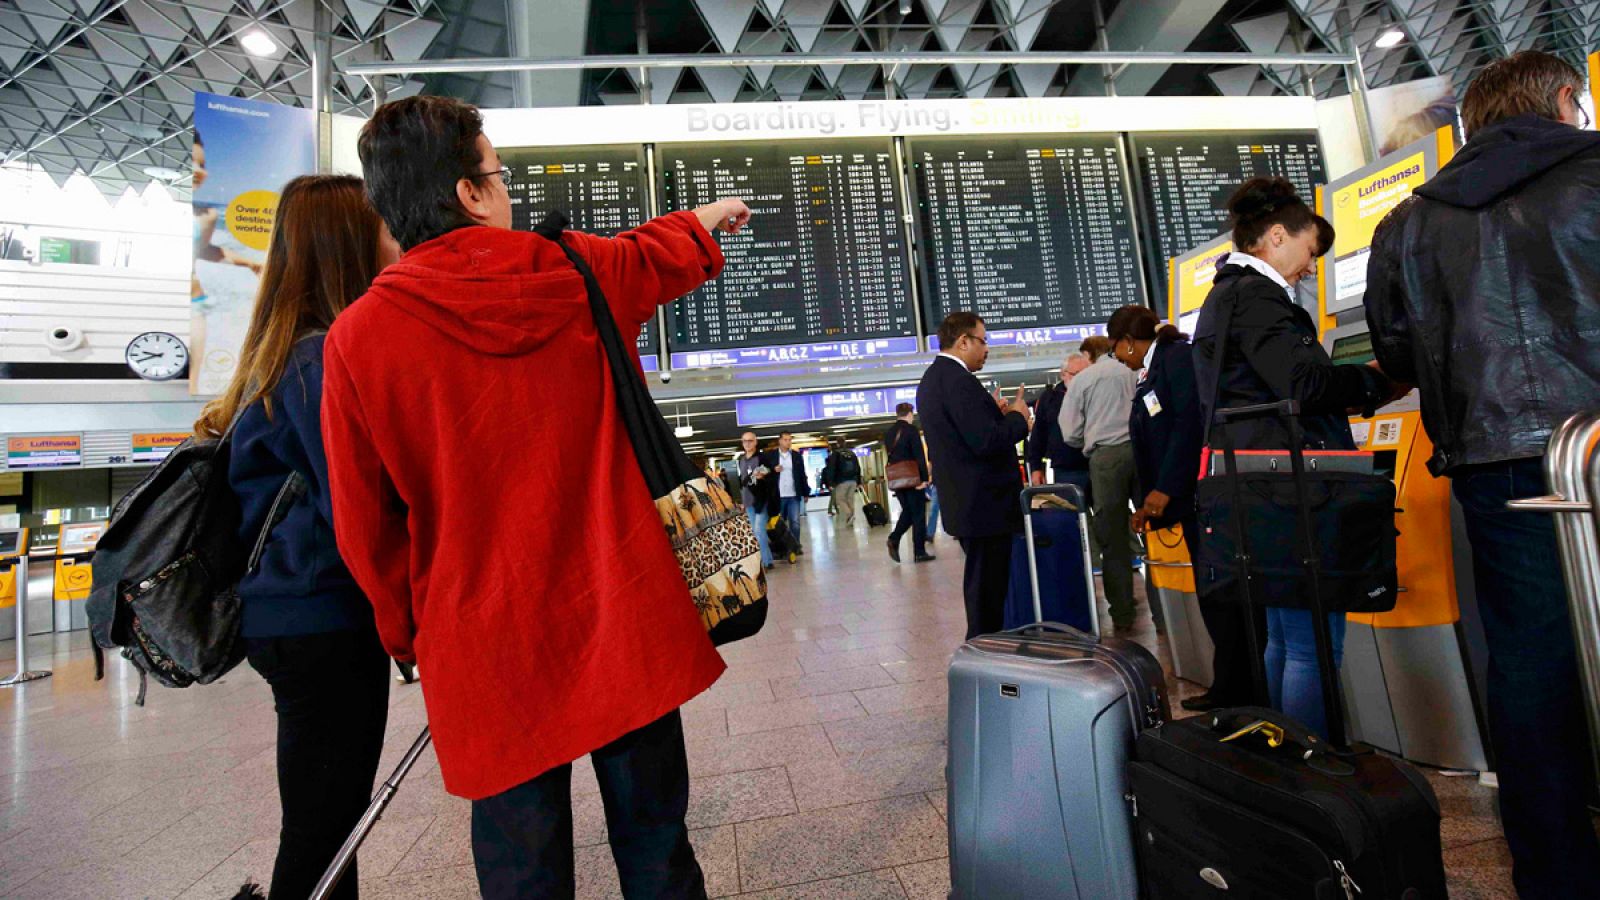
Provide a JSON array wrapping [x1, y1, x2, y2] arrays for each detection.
[[1590, 53, 1599, 125], [1328, 151, 1427, 258], [1167, 233, 1233, 324]]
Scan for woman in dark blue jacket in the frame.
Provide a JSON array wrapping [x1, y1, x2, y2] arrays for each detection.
[[194, 175, 400, 900], [1106, 305, 1259, 713]]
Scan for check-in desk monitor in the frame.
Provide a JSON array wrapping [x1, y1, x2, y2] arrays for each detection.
[[1323, 320, 1490, 772], [54, 521, 104, 629], [0, 528, 26, 642]]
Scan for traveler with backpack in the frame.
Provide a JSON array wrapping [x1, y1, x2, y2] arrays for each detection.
[[191, 174, 402, 900], [822, 440, 862, 528]]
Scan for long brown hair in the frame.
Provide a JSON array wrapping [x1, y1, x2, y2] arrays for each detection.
[[195, 174, 386, 437]]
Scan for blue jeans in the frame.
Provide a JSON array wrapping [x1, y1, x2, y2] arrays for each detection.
[[745, 505, 772, 567], [1453, 456, 1600, 897], [779, 497, 804, 549], [1264, 607, 1346, 739], [925, 486, 941, 537], [471, 710, 704, 899]]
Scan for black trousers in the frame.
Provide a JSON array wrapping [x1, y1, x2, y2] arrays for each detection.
[[471, 710, 705, 900], [1181, 517, 1265, 704], [889, 488, 928, 556], [246, 628, 392, 900], [959, 533, 1014, 640]]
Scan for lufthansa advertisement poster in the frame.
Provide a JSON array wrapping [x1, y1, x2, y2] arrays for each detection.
[[190, 91, 315, 395]]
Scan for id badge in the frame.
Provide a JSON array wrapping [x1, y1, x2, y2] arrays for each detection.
[[1143, 392, 1163, 417]]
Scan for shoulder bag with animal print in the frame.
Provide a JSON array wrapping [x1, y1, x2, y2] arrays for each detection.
[[535, 211, 768, 646]]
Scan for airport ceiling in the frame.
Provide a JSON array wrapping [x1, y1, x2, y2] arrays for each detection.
[[1, 0, 1595, 199]]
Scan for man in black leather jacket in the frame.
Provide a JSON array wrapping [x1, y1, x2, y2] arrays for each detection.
[[1365, 51, 1600, 897]]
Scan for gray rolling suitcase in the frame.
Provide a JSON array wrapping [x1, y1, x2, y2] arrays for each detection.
[[947, 484, 1169, 900]]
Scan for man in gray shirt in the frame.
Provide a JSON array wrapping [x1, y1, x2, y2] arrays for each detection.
[[1060, 336, 1140, 631]]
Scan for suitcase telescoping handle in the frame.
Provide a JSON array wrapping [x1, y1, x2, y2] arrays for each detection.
[[1211, 398, 1351, 751], [1017, 484, 1098, 637], [310, 726, 433, 900]]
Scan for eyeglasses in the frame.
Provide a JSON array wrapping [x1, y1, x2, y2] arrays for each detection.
[[468, 166, 514, 188], [1579, 101, 1592, 131], [963, 333, 988, 346]]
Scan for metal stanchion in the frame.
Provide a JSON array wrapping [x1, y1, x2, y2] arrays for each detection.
[[1507, 410, 1600, 783], [1, 551, 53, 687]]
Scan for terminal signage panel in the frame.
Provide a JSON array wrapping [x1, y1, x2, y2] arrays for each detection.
[[501, 144, 659, 371], [736, 386, 921, 428], [658, 139, 916, 368], [911, 135, 1143, 334], [5, 436, 81, 470], [1133, 131, 1325, 296]]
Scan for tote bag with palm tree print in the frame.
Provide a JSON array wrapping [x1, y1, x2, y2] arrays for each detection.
[[537, 212, 768, 645]]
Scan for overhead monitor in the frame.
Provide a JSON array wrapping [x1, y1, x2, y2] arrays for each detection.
[[1133, 131, 1326, 297], [658, 139, 918, 368], [502, 144, 660, 371], [910, 134, 1143, 344]]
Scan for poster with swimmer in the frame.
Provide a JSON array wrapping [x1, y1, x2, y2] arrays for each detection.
[[190, 91, 315, 395]]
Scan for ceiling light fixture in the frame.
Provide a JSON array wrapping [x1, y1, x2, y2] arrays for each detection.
[[142, 165, 183, 181], [899, 1, 913, 15], [1374, 29, 1405, 49], [241, 29, 278, 57]]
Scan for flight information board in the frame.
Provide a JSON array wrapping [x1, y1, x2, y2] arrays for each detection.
[[658, 139, 917, 368], [501, 144, 660, 371], [1133, 131, 1325, 293], [911, 135, 1143, 341]]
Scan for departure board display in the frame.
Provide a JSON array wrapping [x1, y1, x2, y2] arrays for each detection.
[[658, 139, 917, 368], [911, 135, 1143, 340], [1133, 131, 1326, 292], [502, 144, 659, 371]]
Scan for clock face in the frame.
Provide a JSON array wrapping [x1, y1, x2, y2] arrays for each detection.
[[125, 332, 189, 381]]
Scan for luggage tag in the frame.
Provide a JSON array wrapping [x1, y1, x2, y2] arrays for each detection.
[[1143, 392, 1163, 417]]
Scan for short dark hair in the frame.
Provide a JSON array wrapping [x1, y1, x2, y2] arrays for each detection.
[[938, 311, 983, 350], [1080, 335, 1112, 360], [1226, 177, 1319, 251], [358, 96, 486, 250], [1462, 51, 1583, 134], [1105, 305, 1185, 345], [779, 431, 793, 439], [895, 402, 914, 416]]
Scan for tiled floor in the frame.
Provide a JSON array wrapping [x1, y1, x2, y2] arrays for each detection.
[[0, 505, 1521, 898]]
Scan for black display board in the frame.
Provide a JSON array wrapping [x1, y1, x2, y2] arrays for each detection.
[[1132, 131, 1326, 296], [501, 144, 659, 368], [658, 139, 916, 363], [910, 134, 1143, 337]]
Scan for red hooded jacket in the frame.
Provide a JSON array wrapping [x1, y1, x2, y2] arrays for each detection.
[[322, 213, 728, 800]]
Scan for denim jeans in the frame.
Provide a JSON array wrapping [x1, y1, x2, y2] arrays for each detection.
[[925, 485, 941, 538], [245, 628, 391, 900], [779, 496, 804, 549], [744, 505, 772, 567], [1453, 456, 1600, 897], [471, 710, 705, 900], [1264, 607, 1346, 739]]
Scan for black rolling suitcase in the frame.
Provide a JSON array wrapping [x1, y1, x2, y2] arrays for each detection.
[[1128, 400, 1445, 900], [861, 488, 889, 528]]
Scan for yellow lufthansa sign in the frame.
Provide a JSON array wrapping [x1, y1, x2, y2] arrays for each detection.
[[1169, 235, 1234, 322], [1330, 151, 1427, 259], [131, 432, 189, 464]]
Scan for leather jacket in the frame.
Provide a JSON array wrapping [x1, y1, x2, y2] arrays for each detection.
[[1365, 115, 1600, 475]]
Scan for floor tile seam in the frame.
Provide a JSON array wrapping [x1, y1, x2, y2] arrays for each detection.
[[377, 813, 439, 879], [787, 782, 950, 815], [737, 866, 911, 898]]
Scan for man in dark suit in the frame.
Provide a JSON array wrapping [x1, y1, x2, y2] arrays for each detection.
[[882, 403, 934, 563], [760, 432, 810, 555], [918, 311, 1033, 639]]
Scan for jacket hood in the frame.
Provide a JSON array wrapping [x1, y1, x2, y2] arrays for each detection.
[[1416, 115, 1600, 209], [361, 226, 586, 356]]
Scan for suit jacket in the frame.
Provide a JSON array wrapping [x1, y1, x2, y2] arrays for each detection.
[[760, 448, 810, 499], [917, 356, 1030, 538], [882, 419, 929, 483], [1026, 382, 1090, 475], [1130, 340, 1205, 529]]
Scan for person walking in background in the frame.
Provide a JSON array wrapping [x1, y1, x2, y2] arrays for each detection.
[[736, 432, 776, 570], [1062, 333, 1141, 633], [324, 94, 746, 898], [822, 440, 862, 529], [194, 175, 401, 900], [1105, 305, 1256, 712], [918, 312, 1032, 639], [1194, 176, 1401, 740], [761, 432, 810, 556], [1365, 50, 1600, 895], [883, 403, 934, 563], [1028, 352, 1093, 501]]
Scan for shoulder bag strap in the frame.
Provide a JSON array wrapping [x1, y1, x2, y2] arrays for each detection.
[[533, 211, 697, 496]]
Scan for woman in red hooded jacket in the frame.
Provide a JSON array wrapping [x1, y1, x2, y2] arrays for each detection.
[[322, 96, 749, 899]]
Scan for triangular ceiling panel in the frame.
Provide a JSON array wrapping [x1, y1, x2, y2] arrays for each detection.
[[696, 0, 755, 53], [784, 0, 833, 54], [697, 66, 746, 103], [1013, 63, 1055, 97]]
